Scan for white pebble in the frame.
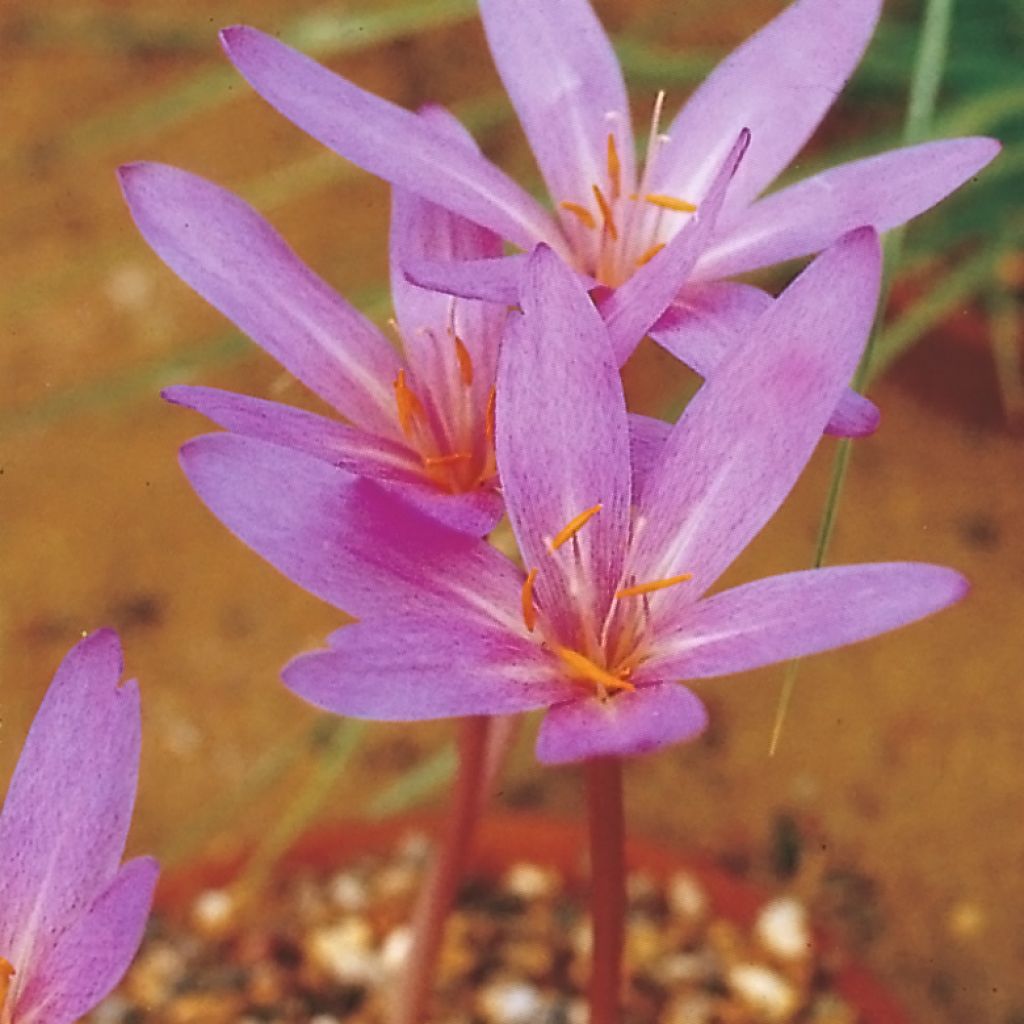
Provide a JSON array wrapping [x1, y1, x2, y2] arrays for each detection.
[[478, 980, 546, 1024], [502, 862, 558, 900], [329, 871, 368, 912], [728, 963, 799, 1022], [667, 871, 708, 920], [755, 897, 812, 961], [192, 888, 235, 932], [380, 926, 412, 973], [309, 918, 380, 985]]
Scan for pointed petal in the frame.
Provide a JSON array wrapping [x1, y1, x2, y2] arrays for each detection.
[[653, 0, 882, 214], [700, 137, 1002, 278], [535, 684, 708, 764], [119, 162, 401, 436], [180, 433, 522, 624], [0, 632, 140, 981], [630, 228, 882, 616], [641, 563, 969, 681], [628, 414, 671, 493], [284, 617, 564, 720], [220, 26, 561, 253], [601, 130, 749, 365], [479, 0, 634, 206], [497, 247, 631, 631], [16, 858, 158, 1024], [650, 284, 879, 438], [404, 254, 531, 305], [164, 386, 422, 481]]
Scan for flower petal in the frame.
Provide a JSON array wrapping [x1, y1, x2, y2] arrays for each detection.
[[650, 284, 879, 439], [652, 0, 882, 214], [628, 414, 671, 493], [497, 246, 632, 632], [700, 137, 1002, 278], [600, 130, 749, 366], [0, 631, 140, 986], [284, 617, 564, 720], [535, 683, 708, 764], [220, 26, 561, 253], [180, 433, 522, 624], [119, 162, 401, 437], [630, 228, 882, 615], [479, 0, 634, 206], [642, 563, 969, 681], [16, 858, 158, 1024]]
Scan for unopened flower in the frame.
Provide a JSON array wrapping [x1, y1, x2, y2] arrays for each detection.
[[120, 113, 510, 536], [179, 233, 967, 764], [217, 0, 998, 435], [0, 630, 157, 1024]]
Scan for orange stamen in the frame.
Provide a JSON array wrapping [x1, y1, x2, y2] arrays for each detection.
[[0, 958, 14, 1012], [423, 452, 471, 467], [615, 572, 693, 599], [554, 645, 635, 694], [521, 567, 539, 633], [559, 200, 597, 230], [454, 335, 474, 386], [636, 242, 666, 267], [551, 503, 602, 551], [591, 184, 619, 240], [606, 132, 622, 199], [485, 386, 497, 446], [393, 369, 424, 439], [644, 193, 698, 214]]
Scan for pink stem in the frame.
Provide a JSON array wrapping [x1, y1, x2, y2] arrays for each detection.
[[586, 756, 626, 1024], [393, 715, 491, 1024]]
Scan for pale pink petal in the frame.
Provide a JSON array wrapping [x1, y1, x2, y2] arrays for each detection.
[[535, 684, 708, 764], [652, 0, 882, 214], [628, 414, 670, 493], [220, 26, 562, 253], [119, 162, 401, 437], [479, 0, 634, 207], [641, 563, 969, 681]]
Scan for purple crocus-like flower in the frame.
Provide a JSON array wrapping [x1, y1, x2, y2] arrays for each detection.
[[0, 630, 157, 1024], [216, 0, 998, 435], [178, 231, 967, 765], [119, 112, 511, 536]]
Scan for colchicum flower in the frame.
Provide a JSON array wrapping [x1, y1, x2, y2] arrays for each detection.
[[177, 232, 967, 765], [216, 0, 998, 436], [120, 113, 514, 536], [0, 631, 157, 1024]]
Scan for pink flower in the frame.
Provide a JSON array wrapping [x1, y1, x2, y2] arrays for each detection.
[[178, 231, 967, 764], [0, 631, 157, 1024]]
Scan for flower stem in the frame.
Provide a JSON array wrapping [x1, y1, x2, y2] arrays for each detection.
[[393, 715, 491, 1024], [586, 756, 626, 1024]]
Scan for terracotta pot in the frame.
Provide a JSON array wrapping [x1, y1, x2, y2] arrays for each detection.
[[159, 812, 912, 1024]]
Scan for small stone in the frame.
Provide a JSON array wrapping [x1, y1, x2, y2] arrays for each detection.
[[728, 963, 800, 1022], [329, 871, 369, 913], [308, 917, 380, 985], [125, 941, 186, 1006], [380, 925, 412, 973], [755, 897, 812, 961], [667, 871, 708, 921], [664, 992, 715, 1024], [502, 862, 558, 900], [651, 950, 718, 987], [477, 979, 547, 1024], [191, 889, 235, 936]]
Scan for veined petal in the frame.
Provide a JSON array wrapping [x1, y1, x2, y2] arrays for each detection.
[[0, 631, 140, 987], [16, 858, 158, 1024], [119, 162, 401, 437], [650, 284, 879, 439], [601, 130, 749, 366], [284, 616, 564, 720], [479, 0, 634, 207], [535, 683, 708, 764], [699, 137, 1002, 278], [641, 563, 969, 681], [220, 26, 562, 253], [180, 433, 522, 625], [628, 414, 671, 494], [498, 247, 632, 631], [631, 228, 882, 617], [652, 0, 882, 215], [396, 486, 504, 537]]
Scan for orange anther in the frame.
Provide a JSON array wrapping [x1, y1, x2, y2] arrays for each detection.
[[485, 386, 497, 446], [636, 242, 666, 267], [551, 503, 602, 551], [615, 572, 693, 600], [559, 200, 597, 231], [0, 958, 15, 1013], [393, 369, 424, 439], [453, 335, 474, 387], [591, 184, 619, 241], [553, 645, 636, 694], [644, 193, 698, 214], [521, 567, 539, 633], [606, 132, 622, 200], [423, 452, 471, 467]]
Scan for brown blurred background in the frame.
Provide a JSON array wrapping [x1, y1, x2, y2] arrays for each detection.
[[1, 1, 1021, 1021]]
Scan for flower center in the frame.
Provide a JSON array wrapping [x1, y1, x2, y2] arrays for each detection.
[[557, 93, 698, 287], [0, 957, 15, 1021]]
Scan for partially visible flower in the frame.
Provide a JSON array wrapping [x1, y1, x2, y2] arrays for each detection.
[[119, 109, 512, 536], [0, 630, 157, 1024], [216, 0, 998, 435], [178, 234, 967, 765]]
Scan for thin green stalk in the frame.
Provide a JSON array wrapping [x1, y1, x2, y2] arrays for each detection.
[[769, 0, 956, 754]]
